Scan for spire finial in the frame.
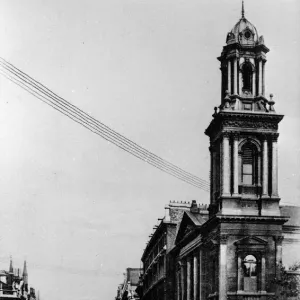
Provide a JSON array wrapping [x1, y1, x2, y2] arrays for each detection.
[[242, 0, 245, 18]]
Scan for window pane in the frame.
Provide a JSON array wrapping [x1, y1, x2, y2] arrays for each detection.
[[243, 174, 252, 184], [243, 164, 253, 174]]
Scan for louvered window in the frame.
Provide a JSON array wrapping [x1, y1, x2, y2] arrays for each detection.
[[242, 143, 256, 185]]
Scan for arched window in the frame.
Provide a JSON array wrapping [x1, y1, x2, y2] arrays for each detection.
[[242, 62, 253, 92], [243, 255, 258, 292], [241, 142, 257, 185], [243, 255, 257, 277]]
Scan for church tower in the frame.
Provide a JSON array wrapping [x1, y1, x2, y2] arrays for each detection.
[[203, 3, 288, 300], [205, 2, 283, 217]]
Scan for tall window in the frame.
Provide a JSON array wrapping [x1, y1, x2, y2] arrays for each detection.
[[242, 62, 253, 92], [241, 143, 257, 185], [243, 255, 258, 292]]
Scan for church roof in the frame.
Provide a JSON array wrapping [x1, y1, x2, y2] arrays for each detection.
[[225, 2, 264, 47], [229, 17, 259, 43]]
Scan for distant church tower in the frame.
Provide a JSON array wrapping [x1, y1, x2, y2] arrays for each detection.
[[204, 3, 288, 299]]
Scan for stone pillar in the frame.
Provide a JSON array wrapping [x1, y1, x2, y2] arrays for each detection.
[[271, 135, 279, 197], [193, 254, 198, 300], [239, 69, 242, 95], [176, 267, 181, 300], [259, 60, 263, 95], [187, 257, 192, 300], [274, 236, 284, 278], [237, 254, 243, 291], [181, 261, 186, 300], [234, 58, 238, 95], [227, 60, 231, 94], [219, 235, 228, 300], [209, 146, 214, 204], [261, 254, 266, 291], [233, 134, 239, 196], [252, 71, 256, 96], [262, 61, 266, 96], [199, 249, 203, 300], [262, 137, 268, 196], [222, 133, 230, 196]]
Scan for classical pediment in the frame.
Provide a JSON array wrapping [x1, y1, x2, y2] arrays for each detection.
[[175, 212, 202, 245], [234, 236, 267, 246]]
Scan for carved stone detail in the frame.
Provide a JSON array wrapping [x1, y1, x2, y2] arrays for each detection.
[[223, 119, 278, 130]]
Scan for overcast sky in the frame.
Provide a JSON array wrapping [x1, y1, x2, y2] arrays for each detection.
[[0, 0, 299, 299]]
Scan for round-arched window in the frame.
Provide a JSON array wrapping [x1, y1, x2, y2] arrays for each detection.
[[242, 62, 253, 91], [243, 255, 257, 277]]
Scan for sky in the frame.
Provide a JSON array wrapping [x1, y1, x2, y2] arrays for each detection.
[[0, 0, 299, 299]]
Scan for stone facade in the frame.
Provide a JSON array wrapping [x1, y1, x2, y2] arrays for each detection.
[[139, 4, 300, 300], [141, 201, 208, 300], [170, 6, 300, 300]]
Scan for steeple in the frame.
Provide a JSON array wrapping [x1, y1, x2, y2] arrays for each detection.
[[241, 0, 245, 19], [23, 260, 28, 285], [205, 4, 283, 217]]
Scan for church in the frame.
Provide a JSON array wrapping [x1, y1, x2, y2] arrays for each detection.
[[140, 3, 300, 300]]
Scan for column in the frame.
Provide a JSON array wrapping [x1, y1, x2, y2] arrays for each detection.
[[271, 135, 279, 197], [233, 134, 239, 195], [261, 254, 266, 291], [193, 254, 198, 300], [181, 261, 186, 300], [252, 71, 256, 96], [177, 266, 181, 300], [274, 236, 284, 278], [210, 145, 217, 204], [219, 236, 228, 300], [227, 60, 231, 94], [262, 62, 266, 96], [262, 137, 268, 196], [258, 60, 263, 95], [237, 254, 243, 291], [234, 58, 238, 95], [199, 249, 203, 300], [222, 133, 230, 196], [239, 68, 243, 95], [187, 257, 192, 300]]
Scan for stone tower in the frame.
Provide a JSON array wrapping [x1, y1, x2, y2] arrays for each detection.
[[205, 2, 283, 218], [203, 4, 288, 300]]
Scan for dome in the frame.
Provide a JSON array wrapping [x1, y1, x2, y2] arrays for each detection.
[[226, 17, 261, 46]]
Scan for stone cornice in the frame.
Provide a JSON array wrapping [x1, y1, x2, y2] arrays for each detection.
[[205, 111, 284, 141], [218, 43, 270, 62], [200, 214, 289, 233]]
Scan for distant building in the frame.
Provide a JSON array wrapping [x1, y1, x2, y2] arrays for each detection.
[[0, 259, 37, 300], [141, 201, 208, 300], [116, 268, 142, 300]]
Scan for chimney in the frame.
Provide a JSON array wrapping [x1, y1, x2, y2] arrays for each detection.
[[9, 257, 13, 273], [164, 205, 170, 222], [190, 200, 198, 213]]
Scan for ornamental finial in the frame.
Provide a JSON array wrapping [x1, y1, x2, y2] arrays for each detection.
[[242, 0, 245, 18]]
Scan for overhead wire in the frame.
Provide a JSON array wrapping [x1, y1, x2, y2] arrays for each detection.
[[0, 58, 209, 189], [0, 58, 210, 191], [0, 60, 210, 191]]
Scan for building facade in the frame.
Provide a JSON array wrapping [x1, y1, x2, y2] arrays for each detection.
[[171, 5, 300, 300], [116, 268, 142, 300], [0, 259, 37, 300], [141, 201, 208, 300], [138, 4, 300, 300]]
